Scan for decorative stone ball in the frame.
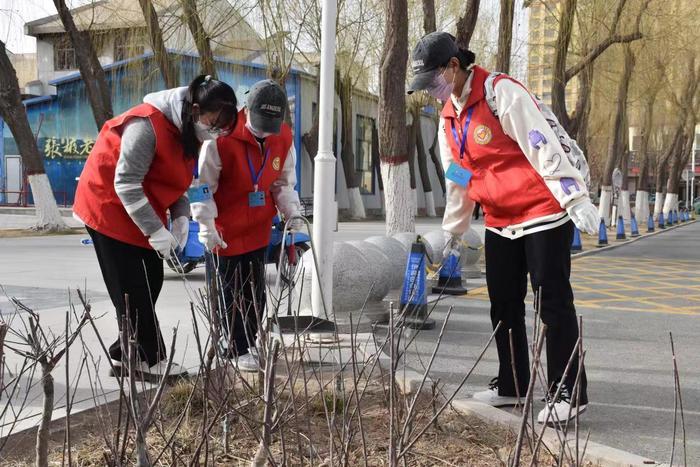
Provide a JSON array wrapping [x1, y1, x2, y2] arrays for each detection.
[[421, 230, 447, 266], [347, 241, 392, 301], [297, 242, 376, 314], [364, 235, 409, 289], [460, 228, 483, 267]]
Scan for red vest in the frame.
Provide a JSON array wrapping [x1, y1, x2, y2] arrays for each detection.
[[73, 104, 194, 248], [441, 66, 562, 228], [214, 109, 292, 256]]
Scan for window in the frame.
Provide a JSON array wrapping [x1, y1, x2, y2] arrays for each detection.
[[355, 115, 375, 195], [54, 36, 76, 71], [114, 30, 145, 62]]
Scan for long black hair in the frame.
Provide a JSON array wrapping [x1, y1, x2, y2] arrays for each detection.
[[181, 74, 238, 159]]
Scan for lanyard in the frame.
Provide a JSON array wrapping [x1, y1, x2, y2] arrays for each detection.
[[451, 107, 474, 159], [247, 144, 271, 191]]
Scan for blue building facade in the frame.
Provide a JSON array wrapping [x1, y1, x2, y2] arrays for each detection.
[[0, 52, 304, 205]]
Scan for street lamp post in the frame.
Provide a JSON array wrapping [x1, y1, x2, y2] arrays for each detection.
[[311, 0, 337, 326]]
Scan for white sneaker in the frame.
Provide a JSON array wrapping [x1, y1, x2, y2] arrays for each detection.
[[472, 378, 521, 407], [234, 348, 261, 372], [537, 388, 587, 425]]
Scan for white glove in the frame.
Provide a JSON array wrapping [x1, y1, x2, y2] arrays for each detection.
[[149, 226, 179, 259], [171, 216, 189, 250], [198, 220, 227, 251], [442, 231, 462, 260], [567, 199, 599, 235]]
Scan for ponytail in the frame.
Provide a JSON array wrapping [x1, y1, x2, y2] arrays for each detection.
[[181, 74, 238, 159]]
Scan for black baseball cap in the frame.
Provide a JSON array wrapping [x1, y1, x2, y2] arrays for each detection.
[[407, 32, 459, 94], [246, 79, 286, 134]]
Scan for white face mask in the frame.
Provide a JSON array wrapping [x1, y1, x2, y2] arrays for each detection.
[[426, 67, 456, 102], [245, 121, 273, 139], [195, 120, 229, 141]]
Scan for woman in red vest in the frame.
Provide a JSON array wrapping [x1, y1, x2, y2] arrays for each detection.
[[192, 79, 301, 372], [74, 75, 237, 379], [408, 32, 599, 424]]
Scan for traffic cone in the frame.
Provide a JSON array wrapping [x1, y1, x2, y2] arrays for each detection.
[[597, 219, 608, 247], [658, 212, 666, 229], [432, 253, 467, 295], [616, 215, 626, 240], [571, 226, 583, 252], [647, 213, 655, 233], [671, 210, 677, 225], [680, 209, 687, 222], [674, 210, 679, 224], [630, 214, 640, 237], [399, 236, 435, 330]]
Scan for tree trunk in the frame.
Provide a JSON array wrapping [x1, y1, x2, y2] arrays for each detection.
[[138, 0, 176, 88], [656, 127, 683, 196], [427, 116, 446, 195], [634, 86, 658, 222], [569, 61, 594, 142], [495, 0, 515, 73], [455, 0, 481, 49], [600, 44, 634, 224], [551, 0, 576, 130], [0, 41, 67, 231], [52, 0, 113, 129], [422, 0, 436, 34], [412, 107, 435, 216], [338, 72, 365, 219], [180, 0, 217, 78], [36, 364, 53, 467], [379, 0, 413, 235]]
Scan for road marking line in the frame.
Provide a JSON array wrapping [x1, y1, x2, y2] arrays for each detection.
[[591, 401, 700, 417]]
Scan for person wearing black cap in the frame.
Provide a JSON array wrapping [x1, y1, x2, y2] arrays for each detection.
[[191, 79, 302, 371], [408, 31, 599, 424]]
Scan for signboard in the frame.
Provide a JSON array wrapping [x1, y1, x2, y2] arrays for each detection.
[[40, 137, 95, 160]]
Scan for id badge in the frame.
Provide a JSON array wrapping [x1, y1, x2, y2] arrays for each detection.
[[445, 162, 472, 188], [188, 183, 211, 203], [249, 191, 265, 207]]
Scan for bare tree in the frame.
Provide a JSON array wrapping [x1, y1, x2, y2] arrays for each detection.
[[52, 0, 113, 129], [599, 44, 635, 225], [455, 0, 480, 49], [550, 0, 644, 137], [379, 0, 413, 235], [138, 0, 177, 88], [634, 62, 665, 222], [495, 0, 515, 73], [0, 41, 67, 231], [179, 0, 217, 78]]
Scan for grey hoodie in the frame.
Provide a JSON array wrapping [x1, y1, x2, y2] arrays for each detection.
[[113, 87, 191, 237]]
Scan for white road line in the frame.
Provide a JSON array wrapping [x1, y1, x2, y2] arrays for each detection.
[[592, 401, 700, 417]]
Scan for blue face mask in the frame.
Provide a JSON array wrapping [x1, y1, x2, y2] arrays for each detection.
[[426, 68, 454, 102]]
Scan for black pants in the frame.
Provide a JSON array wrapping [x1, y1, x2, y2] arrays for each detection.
[[485, 221, 587, 404], [87, 227, 166, 366], [211, 247, 266, 357]]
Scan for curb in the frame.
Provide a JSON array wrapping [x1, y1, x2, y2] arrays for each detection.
[[389, 368, 662, 466], [572, 220, 696, 259], [451, 400, 661, 467], [0, 206, 74, 217]]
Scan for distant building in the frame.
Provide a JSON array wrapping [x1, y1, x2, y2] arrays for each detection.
[[526, 0, 577, 109]]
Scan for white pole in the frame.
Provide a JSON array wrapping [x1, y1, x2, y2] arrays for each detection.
[[311, 0, 337, 323]]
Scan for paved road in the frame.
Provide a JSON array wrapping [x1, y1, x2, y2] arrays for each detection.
[[0, 215, 696, 463], [405, 221, 700, 464]]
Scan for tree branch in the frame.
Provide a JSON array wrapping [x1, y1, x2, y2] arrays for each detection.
[[565, 32, 642, 82]]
